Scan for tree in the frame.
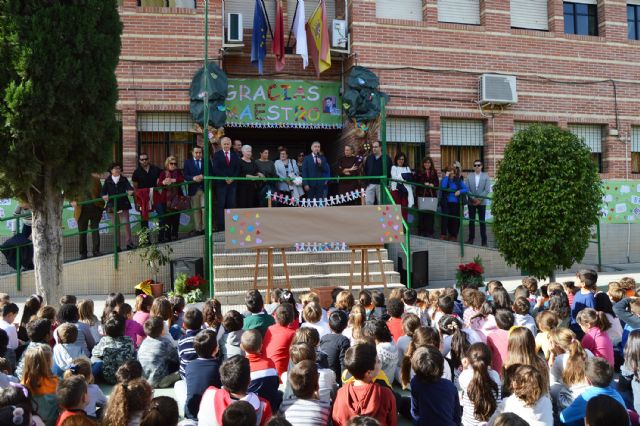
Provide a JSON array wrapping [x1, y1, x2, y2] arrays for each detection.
[[0, 1, 122, 303], [491, 124, 603, 280]]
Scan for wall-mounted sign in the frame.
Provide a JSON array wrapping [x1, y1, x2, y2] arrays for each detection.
[[225, 79, 342, 129]]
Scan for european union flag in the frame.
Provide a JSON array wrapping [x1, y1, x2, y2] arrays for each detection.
[[251, 0, 267, 75]]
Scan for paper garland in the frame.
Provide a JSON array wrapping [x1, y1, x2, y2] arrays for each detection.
[[266, 189, 367, 207], [295, 242, 348, 252], [225, 122, 343, 130]]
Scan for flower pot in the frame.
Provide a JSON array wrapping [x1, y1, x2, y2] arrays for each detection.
[[150, 282, 164, 297]]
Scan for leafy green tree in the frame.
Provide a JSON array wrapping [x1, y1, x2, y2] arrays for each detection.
[[492, 124, 603, 280], [0, 1, 122, 303]]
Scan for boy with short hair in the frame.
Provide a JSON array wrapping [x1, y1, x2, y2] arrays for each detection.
[[138, 316, 180, 388], [91, 313, 135, 384], [241, 329, 282, 412], [15, 319, 51, 380], [410, 346, 460, 426], [279, 360, 331, 425], [0, 303, 21, 372], [52, 323, 85, 376], [242, 290, 275, 336], [332, 343, 397, 426], [55, 375, 92, 426], [560, 356, 627, 426], [59, 295, 77, 306], [198, 355, 273, 426], [221, 310, 245, 359], [185, 329, 222, 420], [385, 298, 405, 343], [178, 308, 204, 378], [320, 310, 350, 385]]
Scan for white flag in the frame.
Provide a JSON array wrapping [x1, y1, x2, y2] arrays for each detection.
[[292, 0, 308, 68]]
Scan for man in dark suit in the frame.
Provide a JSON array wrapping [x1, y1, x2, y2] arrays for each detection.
[[301, 141, 330, 200], [184, 146, 206, 235], [212, 136, 240, 231]]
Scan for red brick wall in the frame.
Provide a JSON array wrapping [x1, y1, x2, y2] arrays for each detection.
[[116, 0, 640, 178]]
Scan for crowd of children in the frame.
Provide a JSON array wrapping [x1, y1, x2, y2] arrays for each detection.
[[0, 270, 638, 425]]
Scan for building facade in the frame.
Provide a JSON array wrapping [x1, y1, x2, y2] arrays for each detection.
[[116, 0, 640, 179]]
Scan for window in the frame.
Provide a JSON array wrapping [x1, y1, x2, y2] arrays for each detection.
[[288, 0, 337, 26], [629, 4, 640, 40], [376, 0, 423, 21], [385, 118, 427, 169], [138, 0, 196, 7], [440, 119, 484, 172], [564, 2, 598, 36], [137, 113, 196, 169], [632, 127, 640, 173], [225, 0, 276, 30], [438, 0, 481, 25], [568, 124, 603, 172], [511, 0, 549, 31]]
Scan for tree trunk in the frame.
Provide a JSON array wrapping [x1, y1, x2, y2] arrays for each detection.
[[549, 271, 556, 282], [29, 175, 64, 305]]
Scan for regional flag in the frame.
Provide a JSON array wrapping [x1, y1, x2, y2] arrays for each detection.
[[273, 0, 286, 72], [292, 0, 308, 69], [251, 0, 268, 74], [305, 0, 331, 76]]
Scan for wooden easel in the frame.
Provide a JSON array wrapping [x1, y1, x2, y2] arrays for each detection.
[[252, 197, 291, 304], [348, 244, 388, 291]]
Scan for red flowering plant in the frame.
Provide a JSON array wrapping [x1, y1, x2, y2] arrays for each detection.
[[455, 255, 485, 289], [170, 273, 207, 303]]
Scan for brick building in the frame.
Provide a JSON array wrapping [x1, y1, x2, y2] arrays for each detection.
[[116, 0, 640, 179]]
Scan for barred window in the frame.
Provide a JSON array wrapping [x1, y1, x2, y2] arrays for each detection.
[[385, 118, 427, 169], [137, 112, 197, 169], [568, 124, 603, 172], [440, 119, 484, 172], [632, 126, 640, 174]]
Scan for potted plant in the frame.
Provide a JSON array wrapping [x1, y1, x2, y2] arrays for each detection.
[[168, 273, 207, 304], [455, 255, 485, 289], [130, 226, 173, 297]]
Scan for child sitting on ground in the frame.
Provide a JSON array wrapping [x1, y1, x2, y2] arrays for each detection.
[[301, 301, 331, 338], [90, 312, 135, 384], [102, 378, 153, 426], [198, 355, 273, 426], [372, 290, 388, 321], [535, 310, 559, 362], [169, 295, 186, 340], [242, 329, 282, 412], [133, 294, 154, 327], [141, 396, 179, 426], [22, 345, 59, 425], [52, 323, 86, 377], [358, 291, 376, 320], [577, 308, 615, 366], [55, 375, 94, 426], [114, 303, 145, 349], [385, 298, 404, 343], [363, 319, 399, 384], [243, 290, 275, 336], [221, 310, 245, 359], [282, 343, 337, 402], [320, 310, 351, 385], [332, 343, 397, 426], [184, 329, 222, 421], [178, 308, 204, 378], [138, 316, 180, 388], [279, 360, 331, 425], [15, 319, 52, 380], [512, 297, 537, 336], [263, 303, 297, 377], [62, 358, 106, 419]]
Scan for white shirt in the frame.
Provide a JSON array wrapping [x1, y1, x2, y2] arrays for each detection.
[[301, 320, 331, 339], [491, 394, 554, 426], [474, 173, 480, 189], [112, 175, 120, 184], [0, 319, 18, 350]]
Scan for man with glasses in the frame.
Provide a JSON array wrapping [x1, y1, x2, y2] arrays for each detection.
[[184, 146, 206, 236], [132, 153, 162, 229], [465, 159, 490, 246]]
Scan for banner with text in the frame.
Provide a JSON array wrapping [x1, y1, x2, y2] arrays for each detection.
[[225, 79, 342, 129]]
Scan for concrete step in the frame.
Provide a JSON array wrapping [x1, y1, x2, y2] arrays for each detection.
[[213, 259, 396, 279], [211, 249, 392, 266], [213, 270, 402, 293]]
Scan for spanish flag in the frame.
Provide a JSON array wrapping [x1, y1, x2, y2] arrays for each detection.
[[306, 0, 331, 76]]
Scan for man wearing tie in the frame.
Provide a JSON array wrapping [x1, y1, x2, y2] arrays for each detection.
[[184, 146, 206, 235], [212, 137, 240, 231], [302, 141, 330, 200]]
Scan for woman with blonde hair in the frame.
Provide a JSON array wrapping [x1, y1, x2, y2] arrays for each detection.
[[547, 327, 592, 410], [156, 155, 185, 242], [503, 327, 549, 394], [342, 304, 366, 345]]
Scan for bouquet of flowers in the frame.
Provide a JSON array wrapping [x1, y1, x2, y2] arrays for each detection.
[[170, 273, 207, 303], [455, 255, 485, 289]]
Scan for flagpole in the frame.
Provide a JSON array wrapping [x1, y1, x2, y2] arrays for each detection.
[[286, 0, 300, 49], [203, 0, 213, 298], [260, 0, 275, 41]]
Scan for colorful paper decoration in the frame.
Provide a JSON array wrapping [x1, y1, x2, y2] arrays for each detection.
[[294, 241, 348, 252], [266, 189, 367, 207]]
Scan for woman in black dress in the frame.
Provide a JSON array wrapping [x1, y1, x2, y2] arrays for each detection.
[[237, 145, 264, 208], [101, 162, 134, 249]]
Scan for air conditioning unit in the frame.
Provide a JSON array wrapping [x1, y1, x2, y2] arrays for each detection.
[[331, 19, 348, 49], [226, 13, 243, 43], [479, 74, 518, 105]]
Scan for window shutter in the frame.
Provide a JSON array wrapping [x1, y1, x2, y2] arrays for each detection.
[[568, 124, 603, 153], [511, 0, 548, 30], [566, 0, 597, 4], [376, 0, 423, 21], [632, 127, 640, 152], [441, 119, 484, 146], [437, 0, 481, 25], [287, 0, 336, 27], [137, 113, 194, 132], [225, 0, 277, 30], [386, 118, 427, 143]]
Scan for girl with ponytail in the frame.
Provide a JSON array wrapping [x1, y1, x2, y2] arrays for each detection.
[[102, 378, 152, 426], [459, 342, 501, 425], [400, 326, 449, 388], [577, 308, 614, 366], [438, 315, 472, 382], [548, 327, 591, 410]]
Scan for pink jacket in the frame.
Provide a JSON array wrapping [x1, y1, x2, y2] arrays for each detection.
[[582, 326, 614, 366]]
